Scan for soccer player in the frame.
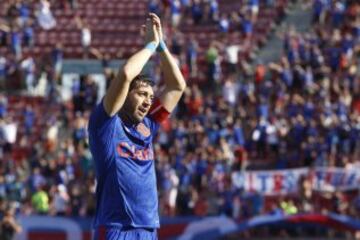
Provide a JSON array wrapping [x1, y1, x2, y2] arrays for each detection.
[[88, 13, 186, 240]]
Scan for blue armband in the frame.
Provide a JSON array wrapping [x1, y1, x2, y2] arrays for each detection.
[[145, 42, 157, 53], [157, 40, 167, 52]]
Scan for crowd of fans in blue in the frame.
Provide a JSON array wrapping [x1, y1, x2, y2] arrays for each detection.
[[0, 0, 359, 238]]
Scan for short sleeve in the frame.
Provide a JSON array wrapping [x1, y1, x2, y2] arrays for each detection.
[[88, 100, 118, 170], [88, 100, 117, 131]]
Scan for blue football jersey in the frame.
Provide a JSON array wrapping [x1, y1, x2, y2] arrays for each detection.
[[88, 100, 168, 229]]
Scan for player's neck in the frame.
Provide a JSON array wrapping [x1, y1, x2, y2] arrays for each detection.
[[118, 111, 139, 126]]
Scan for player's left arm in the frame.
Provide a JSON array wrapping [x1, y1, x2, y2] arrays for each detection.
[[151, 13, 186, 113]]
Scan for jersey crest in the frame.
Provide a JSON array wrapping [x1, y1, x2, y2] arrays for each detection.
[[137, 123, 151, 137]]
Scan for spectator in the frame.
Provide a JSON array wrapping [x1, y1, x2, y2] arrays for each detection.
[[191, 0, 203, 25], [248, 0, 259, 22], [31, 185, 50, 214], [209, 0, 219, 22], [170, 31, 184, 56], [224, 43, 241, 75], [171, 0, 182, 28], [0, 95, 7, 119], [51, 43, 64, 81], [51, 184, 70, 216], [206, 41, 221, 90], [23, 105, 34, 135], [312, 0, 328, 24], [0, 25, 8, 47], [163, 168, 179, 216], [22, 19, 34, 48], [72, 113, 87, 147], [18, 1, 30, 25], [149, 0, 161, 17], [68, 0, 78, 10], [0, 116, 17, 154], [6, 1, 20, 26], [241, 14, 253, 39], [254, 62, 266, 84], [222, 75, 239, 107], [280, 200, 298, 215], [76, 17, 91, 58], [0, 53, 6, 90], [219, 13, 230, 34], [36, 0, 56, 30], [20, 53, 36, 93], [186, 37, 198, 77], [0, 203, 22, 240], [10, 27, 21, 60]]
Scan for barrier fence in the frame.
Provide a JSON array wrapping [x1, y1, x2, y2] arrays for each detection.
[[13, 213, 360, 240]]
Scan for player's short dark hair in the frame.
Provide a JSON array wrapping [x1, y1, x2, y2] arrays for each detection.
[[129, 74, 154, 91]]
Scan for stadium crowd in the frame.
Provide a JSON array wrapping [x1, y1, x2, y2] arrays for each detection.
[[0, 0, 359, 238]]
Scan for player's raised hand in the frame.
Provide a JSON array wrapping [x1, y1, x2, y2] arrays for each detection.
[[149, 13, 163, 41], [142, 16, 159, 45]]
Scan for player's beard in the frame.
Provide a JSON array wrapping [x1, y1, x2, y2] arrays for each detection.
[[120, 103, 145, 124], [132, 108, 145, 123]]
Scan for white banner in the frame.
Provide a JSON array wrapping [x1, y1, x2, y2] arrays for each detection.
[[232, 167, 360, 196]]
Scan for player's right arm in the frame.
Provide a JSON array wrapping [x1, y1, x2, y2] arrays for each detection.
[[103, 17, 159, 117]]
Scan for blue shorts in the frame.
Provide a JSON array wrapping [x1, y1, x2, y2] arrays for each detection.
[[94, 226, 158, 240]]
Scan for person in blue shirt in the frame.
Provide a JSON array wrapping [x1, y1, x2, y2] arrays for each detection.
[[10, 28, 21, 60], [88, 13, 186, 240], [191, 0, 203, 25], [23, 20, 34, 48], [148, 0, 161, 17], [170, 0, 181, 28]]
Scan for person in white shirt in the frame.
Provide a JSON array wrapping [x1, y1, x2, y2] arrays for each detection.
[[76, 17, 92, 58], [52, 184, 70, 216], [36, 0, 56, 30]]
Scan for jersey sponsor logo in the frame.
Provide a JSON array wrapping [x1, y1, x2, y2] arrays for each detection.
[[137, 123, 151, 137], [117, 142, 154, 160]]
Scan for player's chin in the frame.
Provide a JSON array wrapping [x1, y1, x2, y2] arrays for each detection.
[[134, 112, 145, 122]]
